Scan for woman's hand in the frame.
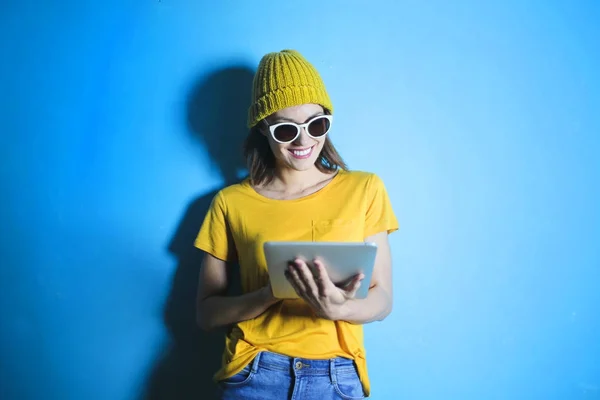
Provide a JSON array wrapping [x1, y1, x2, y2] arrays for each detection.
[[285, 258, 364, 320]]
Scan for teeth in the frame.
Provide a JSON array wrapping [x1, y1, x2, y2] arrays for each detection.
[[292, 148, 311, 156]]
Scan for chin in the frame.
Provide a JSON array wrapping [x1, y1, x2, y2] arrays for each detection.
[[280, 156, 316, 171], [291, 160, 318, 171]]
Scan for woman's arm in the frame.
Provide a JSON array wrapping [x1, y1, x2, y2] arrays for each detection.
[[196, 253, 279, 331]]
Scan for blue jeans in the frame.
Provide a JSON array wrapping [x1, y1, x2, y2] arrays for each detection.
[[216, 351, 367, 399]]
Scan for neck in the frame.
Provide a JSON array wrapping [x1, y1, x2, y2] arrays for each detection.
[[271, 165, 326, 193]]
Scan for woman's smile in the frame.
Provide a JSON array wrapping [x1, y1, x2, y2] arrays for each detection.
[[288, 145, 314, 159]]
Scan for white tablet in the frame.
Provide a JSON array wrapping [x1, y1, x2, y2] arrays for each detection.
[[263, 241, 378, 299]]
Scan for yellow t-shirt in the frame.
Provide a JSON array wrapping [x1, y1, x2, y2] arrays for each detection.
[[194, 169, 398, 395]]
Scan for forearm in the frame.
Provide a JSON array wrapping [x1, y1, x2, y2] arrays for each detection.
[[335, 285, 392, 324], [198, 287, 278, 331]]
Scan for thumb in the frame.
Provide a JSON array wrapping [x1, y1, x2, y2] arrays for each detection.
[[343, 274, 365, 297]]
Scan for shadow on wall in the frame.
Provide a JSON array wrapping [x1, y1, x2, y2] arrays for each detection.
[[142, 66, 255, 400]]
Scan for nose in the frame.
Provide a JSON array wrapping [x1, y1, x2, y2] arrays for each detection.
[[292, 126, 312, 145]]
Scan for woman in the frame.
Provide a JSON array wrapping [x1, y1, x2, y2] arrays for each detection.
[[195, 49, 398, 399]]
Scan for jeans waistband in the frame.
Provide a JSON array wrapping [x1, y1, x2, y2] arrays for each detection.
[[250, 351, 356, 377]]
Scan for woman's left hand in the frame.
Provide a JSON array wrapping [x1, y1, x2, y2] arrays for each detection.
[[285, 258, 364, 320]]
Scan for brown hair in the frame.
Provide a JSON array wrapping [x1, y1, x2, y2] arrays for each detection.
[[243, 116, 348, 186]]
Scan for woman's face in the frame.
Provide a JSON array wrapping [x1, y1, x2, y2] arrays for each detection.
[[263, 103, 327, 173]]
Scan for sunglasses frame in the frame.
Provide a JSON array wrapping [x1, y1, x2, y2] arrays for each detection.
[[266, 115, 333, 144]]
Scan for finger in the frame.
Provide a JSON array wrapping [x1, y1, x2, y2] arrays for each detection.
[[343, 274, 365, 297], [286, 272, 304, 296], [312, 259, 334, 297], [286, 266, 306, 295], [292, 259, 319, 297]]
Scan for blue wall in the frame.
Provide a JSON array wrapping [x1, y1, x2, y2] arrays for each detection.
[[1, 1, 599, 399]]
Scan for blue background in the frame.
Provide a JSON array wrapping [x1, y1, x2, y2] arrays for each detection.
[[1, 1, 599, 399]]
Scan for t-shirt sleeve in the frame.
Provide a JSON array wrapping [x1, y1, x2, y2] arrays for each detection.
[[364, 174, 399, 238], [194, 191, 237, 262]]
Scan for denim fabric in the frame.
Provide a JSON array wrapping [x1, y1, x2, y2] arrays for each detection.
[[216, 351, 366, 399]]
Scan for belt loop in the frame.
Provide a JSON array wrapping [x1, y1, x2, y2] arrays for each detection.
[[251, 351, 262, 373], [329, 358, 337, 384]]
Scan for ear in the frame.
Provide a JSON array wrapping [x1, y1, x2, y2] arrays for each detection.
[[258, 119, 269, 137]]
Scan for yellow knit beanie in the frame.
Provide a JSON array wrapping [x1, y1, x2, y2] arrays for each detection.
[[247, 49, 333, 128]]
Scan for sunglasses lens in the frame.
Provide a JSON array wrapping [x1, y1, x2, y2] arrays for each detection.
[[308, 117, 331, 137], [273, 124, 299, 142]]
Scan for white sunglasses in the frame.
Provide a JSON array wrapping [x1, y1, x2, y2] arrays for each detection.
[[266, 115, 333, 144]]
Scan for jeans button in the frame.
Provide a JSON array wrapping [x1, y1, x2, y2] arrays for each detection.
[[295, 361, 303, 369]]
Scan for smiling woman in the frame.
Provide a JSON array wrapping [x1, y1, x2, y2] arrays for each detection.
[[194, 49, 399, 399]]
